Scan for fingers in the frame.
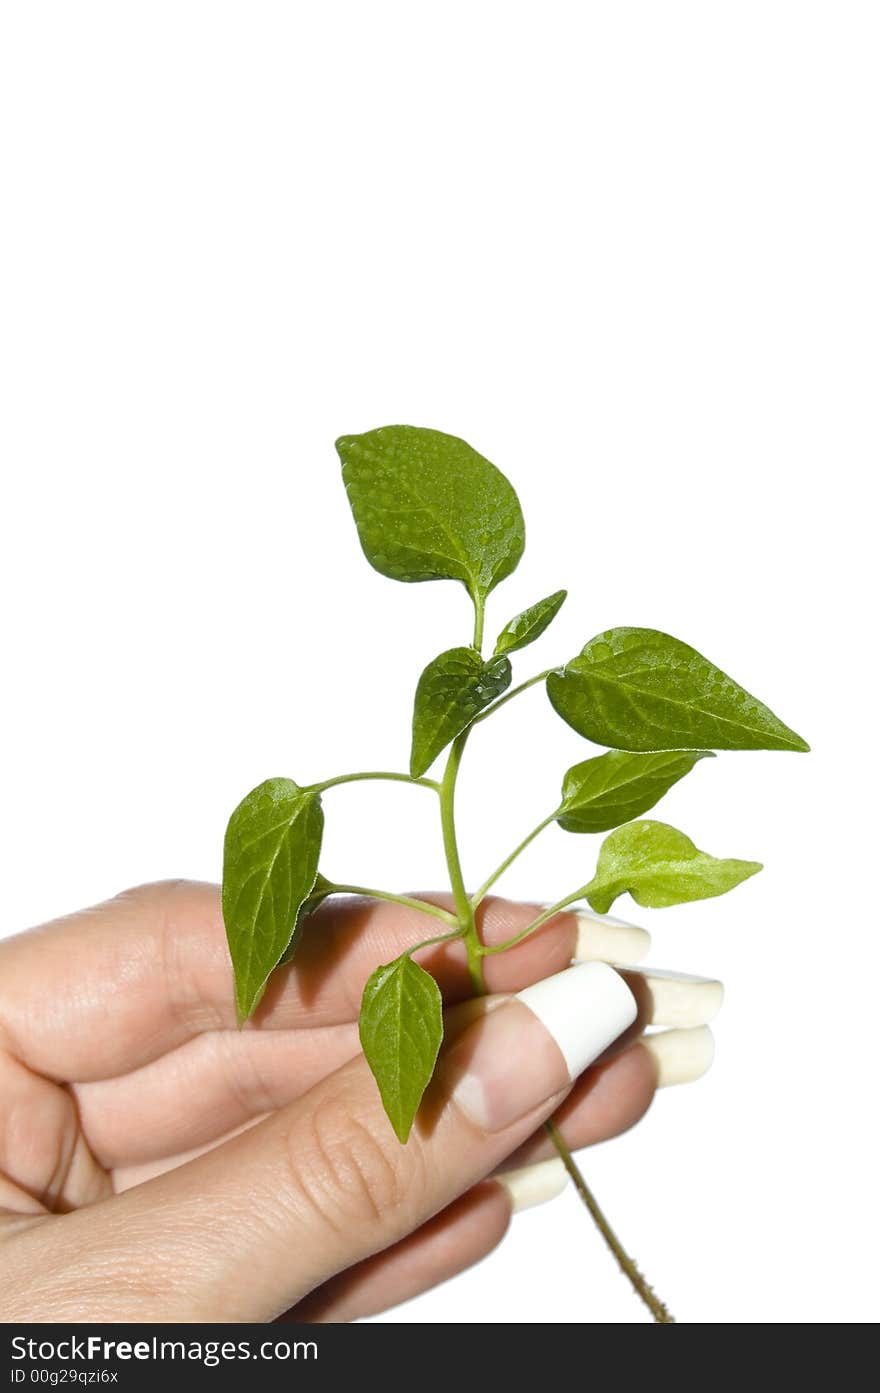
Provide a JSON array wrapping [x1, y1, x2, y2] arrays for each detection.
[[641, 1026, 716, 1086], [0, 1051, 110, 1216], [101, 1034, 709, 1321], [106, 1033, 661, 1189], [496, 1157, 571, 1212], [1, 963, 637, 1320], [498, 1040, 659, 1168], [0, 882, 578, 1082], [76, 962, 720, 1169], [570, 909, 651, 964], [76, 1024, 360, 1169], [277, 1026, 681, 1325], [617, 967, 723, 1029], [498, 1023, 717, 1173], [286, 1183, 511, 1322]]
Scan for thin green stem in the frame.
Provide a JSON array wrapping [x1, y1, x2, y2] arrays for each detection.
[[545, 1121, 675, 1323], [470, 811, 559, 908], [427, 618, 671, 1325], [309, 770, 440, 794], [439, 731, 485, 994], [405, 926, 466, 957], [323, 884, 458, 927], [479, 886, 587, 955], [472, 593, 486, 652], [471, 667, 556, 725], [431, 642, 670, 1325]]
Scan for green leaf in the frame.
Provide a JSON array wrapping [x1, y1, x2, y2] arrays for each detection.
[[557, 749, 713, 834], [336, 425, 525, 604], [222, 778, 324, 1022], [584, 819, 762, 913], [410, 646, 512, 776], [278, 873, 334, 966], [359, 955, 444, 1144], [493, 589, 567, 657], [547, 627, 809, 753]]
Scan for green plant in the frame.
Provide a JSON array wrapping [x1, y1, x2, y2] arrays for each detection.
[[221, 425, 808, 1322]]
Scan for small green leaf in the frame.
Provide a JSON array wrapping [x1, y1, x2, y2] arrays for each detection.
[[547, 627, 809, 753], [584, 819, 762, 914], [222, 778, 324, 1022], [278, 873, 334, 966], [336, 425, 525, 604], [493, 589, 567, 657], [410, 646, 512, 776], [359, 955, 444, 1143], [557, 749, 713, 834]]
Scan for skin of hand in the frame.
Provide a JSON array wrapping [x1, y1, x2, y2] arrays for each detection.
[[0, 881, 661, 1323]]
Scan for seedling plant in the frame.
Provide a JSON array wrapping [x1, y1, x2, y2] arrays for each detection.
[[221, 426, 808, 1322]]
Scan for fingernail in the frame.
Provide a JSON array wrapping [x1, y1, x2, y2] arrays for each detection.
[[571, 909, 651, 965], [642, 1026, 715, 1086], [447, 962, 637, 1132], [620, 967, 724, 1028], [497, 1157, 568, 1212]]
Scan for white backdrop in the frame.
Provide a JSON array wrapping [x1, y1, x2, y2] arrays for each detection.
[[1, 2, 877, 1324]]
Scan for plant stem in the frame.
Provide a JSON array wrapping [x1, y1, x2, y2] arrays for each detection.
[[309, 770, 440, 794], [323, 885, 459, 926], [480, 886, 588, 955], [438, 682, 672, 1326], [472, 593, 486, 652], [470, 811, 559, 907], [471, 667, 557, 725], [545, 1121, 675, 1324], [439, 731, 484, 994], [405, 927, 466, 956], [436, 638, 671, 1326]]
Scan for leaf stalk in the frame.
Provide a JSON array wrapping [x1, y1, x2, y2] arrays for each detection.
[[309, 770, 440, 794], [470, 810, 559, 907], [479, 886, 588, 955], [323, 885, 458, 926], [471, 667, 557, 725]]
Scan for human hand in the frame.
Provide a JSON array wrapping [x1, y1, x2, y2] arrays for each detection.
[[0, 881, 718, 1321]]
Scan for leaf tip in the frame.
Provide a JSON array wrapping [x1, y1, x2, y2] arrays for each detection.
[[390, 1116, 413, 1145]]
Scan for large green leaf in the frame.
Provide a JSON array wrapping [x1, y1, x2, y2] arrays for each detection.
[[336, 425, 525, 603], [584, 819, 762, 913], [410, 646, 512, 776], [557, 749, 713, 834], [359, 955, 444, 1144], [222, 778, 324, 1022], [547, 628, 809, 753], [494, 589, 567, 657]]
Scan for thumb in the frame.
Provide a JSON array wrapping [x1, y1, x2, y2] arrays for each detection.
[[19, 963, 636, 1320]]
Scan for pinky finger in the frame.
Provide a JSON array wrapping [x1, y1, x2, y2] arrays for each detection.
[[284, 1183, 511, 1323]]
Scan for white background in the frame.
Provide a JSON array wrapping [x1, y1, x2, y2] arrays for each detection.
[[1, 2, 877, 1324]]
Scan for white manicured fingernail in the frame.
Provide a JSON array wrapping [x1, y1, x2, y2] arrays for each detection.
[[444, 962, 637, 1132], [642, 1026, 715, 1086], [497, 1158, 568, 1212], [621, 967, 724, 1028], [571, 909, 651, 965], [516, 961, 638, 1079]]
